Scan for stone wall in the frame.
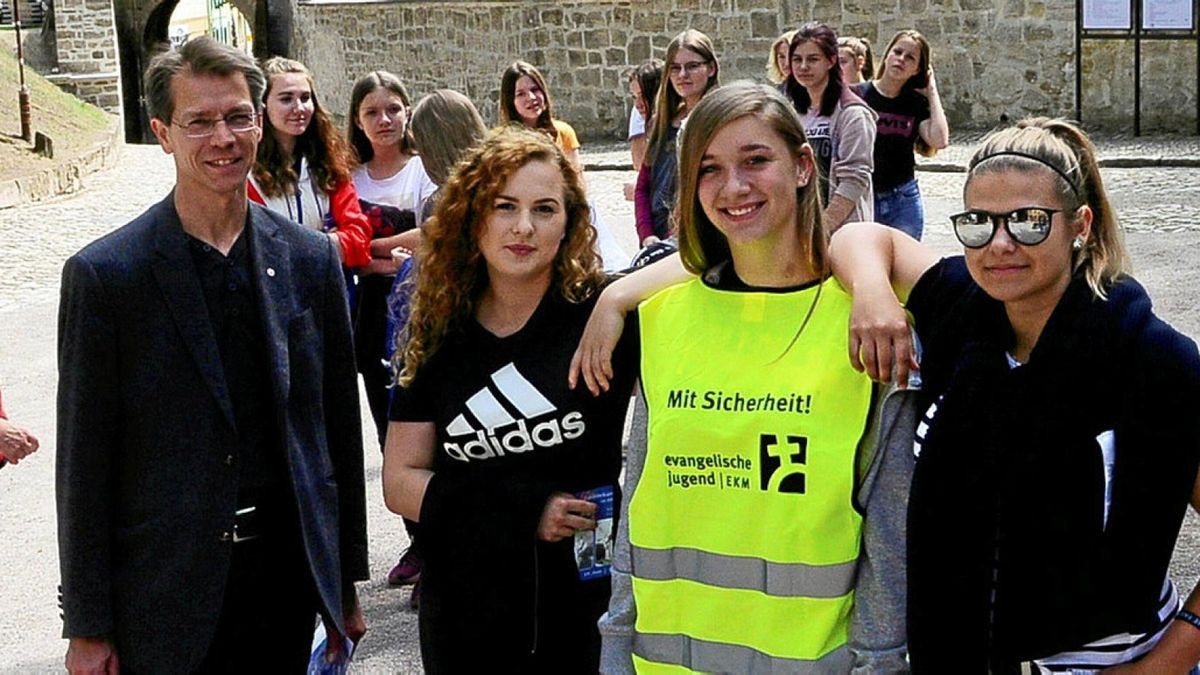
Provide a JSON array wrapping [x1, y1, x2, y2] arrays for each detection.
[[292, 0, 1115, 139], [51, 0, 121, 114]]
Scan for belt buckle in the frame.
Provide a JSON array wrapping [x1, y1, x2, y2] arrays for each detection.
[[233, 506, 260, 543]]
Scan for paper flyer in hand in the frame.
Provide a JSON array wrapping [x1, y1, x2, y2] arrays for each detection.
[[574, 485, 614, 581]]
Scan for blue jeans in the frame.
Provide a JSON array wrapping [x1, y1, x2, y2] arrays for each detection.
[[874, 178, 925, 240]]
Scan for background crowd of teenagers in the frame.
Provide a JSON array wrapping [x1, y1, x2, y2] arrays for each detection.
[[38, 14, 1200, 675]]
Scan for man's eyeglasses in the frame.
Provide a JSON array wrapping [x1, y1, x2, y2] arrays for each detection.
[[173, 111, 258, 138], [668, 61, 709, 76], [949, 207, 1062, 248]]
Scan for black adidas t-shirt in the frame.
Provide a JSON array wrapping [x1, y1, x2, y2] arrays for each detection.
[[388, 288, 637, 668], [391, 290, 636, 483]]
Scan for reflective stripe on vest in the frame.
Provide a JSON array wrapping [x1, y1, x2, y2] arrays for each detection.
[[630, 277, 873, 672], [631, 545, 857, 598], [634, 634, 854, 674]]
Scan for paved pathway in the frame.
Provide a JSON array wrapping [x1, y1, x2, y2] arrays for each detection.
[[2, 142, 1200, 672]]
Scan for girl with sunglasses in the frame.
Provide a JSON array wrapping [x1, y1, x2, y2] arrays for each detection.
[[830, 118, 1200, 672]]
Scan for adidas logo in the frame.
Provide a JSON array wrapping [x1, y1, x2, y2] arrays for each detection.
[[443, 363, 585, 462]]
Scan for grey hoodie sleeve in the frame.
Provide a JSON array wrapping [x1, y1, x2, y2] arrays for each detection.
[[831, 102, 878, 220], [850, 385, 919, 674], [598, 389, 647, 675]]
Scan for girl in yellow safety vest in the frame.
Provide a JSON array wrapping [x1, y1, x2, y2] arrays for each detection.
[[571, 80, 913, 673]]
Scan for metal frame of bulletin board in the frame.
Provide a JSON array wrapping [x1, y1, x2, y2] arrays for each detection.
[[1077, 0, 1200, 134]]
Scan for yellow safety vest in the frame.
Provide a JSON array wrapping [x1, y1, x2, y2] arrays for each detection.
[[629, 276, 873, 673]]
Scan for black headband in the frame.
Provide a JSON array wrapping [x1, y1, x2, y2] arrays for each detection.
[[972, 150, 1081, 197]]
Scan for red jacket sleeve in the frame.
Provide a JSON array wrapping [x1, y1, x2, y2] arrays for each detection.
[[634, 163, 654, 244], [0, 387, 6, 419], [327, 180, 373, 269]]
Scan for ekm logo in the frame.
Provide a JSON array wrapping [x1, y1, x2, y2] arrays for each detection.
[[759, 434, 807, 493]]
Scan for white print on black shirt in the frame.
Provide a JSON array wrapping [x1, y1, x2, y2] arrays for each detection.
[[443, 363, 585, 462]]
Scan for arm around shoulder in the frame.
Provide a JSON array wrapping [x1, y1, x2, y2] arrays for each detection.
[[570, 253, 690, 395]]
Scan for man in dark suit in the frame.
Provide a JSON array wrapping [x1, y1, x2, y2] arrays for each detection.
[[56, 37, 368, 673]]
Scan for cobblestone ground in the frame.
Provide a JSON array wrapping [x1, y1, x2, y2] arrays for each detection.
[[2, 144, 1200, 672]]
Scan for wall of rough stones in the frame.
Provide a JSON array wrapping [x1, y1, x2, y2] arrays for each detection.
[[292, 0, 1164, 139], [36, 0, 1199, 138], [50, 0, 122, 114]]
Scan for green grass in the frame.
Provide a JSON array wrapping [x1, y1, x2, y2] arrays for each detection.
[[0, 32, 117, 182]]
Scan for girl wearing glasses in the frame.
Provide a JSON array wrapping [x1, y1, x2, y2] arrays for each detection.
[[248, 57, 372, 269], [634, 29, 720, 247], [853, 30, 949, 240], [830, 118, 1200, 672], [786, 21, 876, 233], [575, 82, 911, 673]]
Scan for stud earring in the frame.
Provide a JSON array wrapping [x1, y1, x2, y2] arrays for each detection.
[[1072, 236, 1085, 251]]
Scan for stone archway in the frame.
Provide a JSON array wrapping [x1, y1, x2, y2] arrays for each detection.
[[113, 0, 291, 143]]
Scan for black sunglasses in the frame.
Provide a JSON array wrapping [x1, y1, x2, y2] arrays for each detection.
[[949, 207, 1062, 249]]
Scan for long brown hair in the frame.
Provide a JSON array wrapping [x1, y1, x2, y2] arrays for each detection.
[[410, 89, 487, 187], [252, 57, 352, 197], [877, 29, 936, 156], [646, 29, 719, 166], [786, 22, 843, 118], [396, 127, 603, 385], [499, 61, 557, 137], [676, 81, 826, 278], [967, 117, 1129, 299], [347, 70, 417, 164]]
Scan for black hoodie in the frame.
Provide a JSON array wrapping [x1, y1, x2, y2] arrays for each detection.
[[904, 257, 1200, 672]]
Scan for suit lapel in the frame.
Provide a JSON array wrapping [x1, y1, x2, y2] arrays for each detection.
[[150, 197, 238, 431], [248, 207, 294, 415]]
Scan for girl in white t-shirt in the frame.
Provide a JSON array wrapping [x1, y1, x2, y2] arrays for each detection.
[[346, 72, 438, 597]]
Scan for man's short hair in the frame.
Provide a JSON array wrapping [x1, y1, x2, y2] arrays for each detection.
[[144, 37, 266, 123]]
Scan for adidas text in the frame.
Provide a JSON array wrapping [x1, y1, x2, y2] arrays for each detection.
[[444, 412, 585, 462]]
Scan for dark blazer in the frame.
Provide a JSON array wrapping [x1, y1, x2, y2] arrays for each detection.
[[56, 195, 368, 673]]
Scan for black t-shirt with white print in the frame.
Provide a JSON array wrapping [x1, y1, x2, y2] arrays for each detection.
[[389, 287, 637, 669]]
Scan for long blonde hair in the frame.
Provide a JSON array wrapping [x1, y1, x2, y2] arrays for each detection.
[[410, 89, 487, 186], [967, 117, 1129, 298], [676, 81, 826, 278], [396, 127, 603, 385], [766, 30, 798, 84]]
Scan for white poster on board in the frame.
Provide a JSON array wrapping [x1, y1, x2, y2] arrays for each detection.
[[1084, 0, 1133, 28], [1143, 0, 1193, 29]]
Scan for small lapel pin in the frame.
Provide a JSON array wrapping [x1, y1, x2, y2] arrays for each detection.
[[266, 267, 276, 277]]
